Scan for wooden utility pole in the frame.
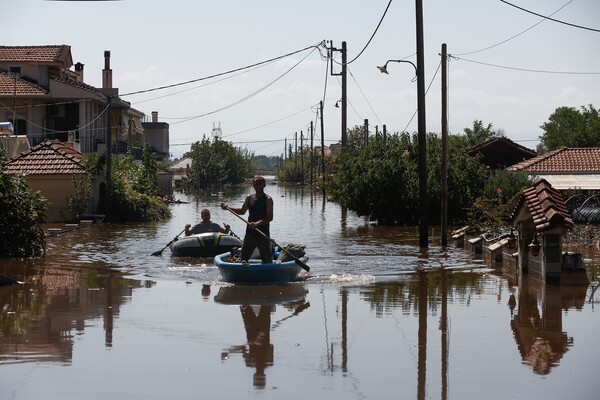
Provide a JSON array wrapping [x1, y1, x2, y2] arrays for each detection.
[[416, 0, 428, 249], [320, 100, 325, 177], [441, 43, 449, 247], [364, 119, 369, 147], [328, 41, 347, 147], [300, 130, 304, 185], [104, 95, 112, 223], [310, 120, 314, 187]]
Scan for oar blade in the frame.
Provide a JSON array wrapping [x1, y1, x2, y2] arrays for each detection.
[[295, 258, 310, 272]]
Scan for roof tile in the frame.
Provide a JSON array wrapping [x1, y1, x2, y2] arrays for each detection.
[[507, 147, 600, 172], [5, 139, 86, 175]]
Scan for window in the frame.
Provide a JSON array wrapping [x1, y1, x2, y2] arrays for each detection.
[[8, 66, 21, 77]]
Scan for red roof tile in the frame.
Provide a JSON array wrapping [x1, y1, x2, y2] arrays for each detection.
[[507, 147, 600, 172], [0, 45, 72, 66], [5, 139, 86, 175], [0, 72, 49, 96], [511, 179, 574, 231]]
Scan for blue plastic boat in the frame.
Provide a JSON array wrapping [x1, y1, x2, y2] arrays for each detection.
[[213, 252, 309, 283]]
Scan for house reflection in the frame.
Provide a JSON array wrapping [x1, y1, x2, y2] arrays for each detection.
[[0, 267, 145, 364], [215, 284, 309, 389], [510, 275, 587, 374]]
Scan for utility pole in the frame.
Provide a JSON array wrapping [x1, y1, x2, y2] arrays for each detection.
[[328, 41, 347, 147], [320, 100, 325, 178], [416, 0, 428, 249], [300, 130, 304, 185], [104, 95, 112, 223], [363, 119, 369, 147], [310, 120, 314, 187], [441, 43, 449, 247]]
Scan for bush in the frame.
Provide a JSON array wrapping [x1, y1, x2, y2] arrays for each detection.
[[0, 149, 47, 257]]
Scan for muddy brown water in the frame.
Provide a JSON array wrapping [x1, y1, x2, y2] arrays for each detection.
[[1, 178, 599, 399]]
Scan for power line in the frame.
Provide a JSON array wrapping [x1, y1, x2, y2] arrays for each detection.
[[120, 42, 324, 97], [500, 0, 600, 33], [450, 56, 600, 75], [347, 0, 393, 65], [455, 0, 574, 56]]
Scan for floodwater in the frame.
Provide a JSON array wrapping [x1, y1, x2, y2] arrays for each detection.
[[1, 177, 599, 400]]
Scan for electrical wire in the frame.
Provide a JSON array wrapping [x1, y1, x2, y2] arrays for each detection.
[[450, 56, 600, 75], [347, 66, 382, 125], [454, 0, 574, 56], [167, 47, 319, 124], [500, 0, 600, 33], [120, 41, 325, 97], [347, 0, 393, 65]]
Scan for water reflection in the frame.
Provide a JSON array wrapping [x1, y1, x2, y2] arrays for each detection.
[[0, 266, 147, 364], [215, 284, 309, 389], [511, 275, 587, 374]]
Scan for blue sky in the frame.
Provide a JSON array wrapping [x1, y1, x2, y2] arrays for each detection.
[[5, 0, 600, 158]]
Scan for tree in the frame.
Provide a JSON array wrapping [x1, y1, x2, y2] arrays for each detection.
[[539, 105, 600, 152], [185, 136, 254, 191], [0, 149, 47, 257], [463, 120, 497, 148]]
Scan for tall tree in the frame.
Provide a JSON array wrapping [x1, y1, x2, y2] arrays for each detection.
[[539, 104, 600, 152], [463, 120, 497, 148]]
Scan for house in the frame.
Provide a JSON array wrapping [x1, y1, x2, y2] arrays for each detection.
[[4, 139, 103, 222], [0, 45, 169, 161], [467, 136, 537, 169], [167, 157, 192, 190], [507, 147, 600, 190]]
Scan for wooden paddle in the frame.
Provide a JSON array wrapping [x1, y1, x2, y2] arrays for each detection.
[[224, 206, 310, 272], [151, 228, 186, 256]]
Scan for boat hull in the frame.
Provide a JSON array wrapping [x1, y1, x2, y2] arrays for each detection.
[[214, 252, 308, 283], [170, 232, 242, 257]]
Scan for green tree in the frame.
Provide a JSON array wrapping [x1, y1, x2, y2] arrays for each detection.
[[0, 149, 47, 257], [134, 142, 161, 196], [325, 124, 530, 227], [185, 136, 254, 191], [109, 152, 171, 222], [463, 120, 497, 148], [539, 104, 600, 152]]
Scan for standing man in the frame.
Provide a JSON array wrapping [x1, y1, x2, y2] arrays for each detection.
[[221, 176, 273, 263]]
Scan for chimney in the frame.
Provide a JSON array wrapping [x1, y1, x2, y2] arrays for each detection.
[[74, 62, 84, 82], [102, 50, 112, 89], [152, 111, 158, 123]]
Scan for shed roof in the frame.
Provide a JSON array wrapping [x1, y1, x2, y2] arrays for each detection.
[[511, 179, 574, 232], [5, 139, 86, 175], [467, 136, 537, 169]]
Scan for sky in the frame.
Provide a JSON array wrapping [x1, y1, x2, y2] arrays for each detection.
[[4, 0, 600, 158]]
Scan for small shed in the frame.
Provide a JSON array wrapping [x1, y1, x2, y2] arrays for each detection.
[[509, 179, 576, 282], [4, 139, 103, 222], [467, 136, 537, 169]]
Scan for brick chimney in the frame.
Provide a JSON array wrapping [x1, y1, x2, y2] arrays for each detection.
[[102, 51, 112, 89]]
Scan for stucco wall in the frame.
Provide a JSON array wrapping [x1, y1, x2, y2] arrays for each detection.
[[27, 174, 90, 222]]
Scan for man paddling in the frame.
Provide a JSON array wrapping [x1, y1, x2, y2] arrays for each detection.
[[185, 209, 230, 236], [221, 176, 273, 263]]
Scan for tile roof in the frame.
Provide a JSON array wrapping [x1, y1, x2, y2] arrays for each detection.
[[507, 147, 600, 172], [50, 75, 102, 95], [0, 45, 72, 66], [511, 178, 574, 231], [5, 139, 86, 175], [467, 136, 537, 157], [0, 72, 49, 96]]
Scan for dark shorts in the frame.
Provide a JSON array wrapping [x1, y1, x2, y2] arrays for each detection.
[[241, 233, 272, 263]]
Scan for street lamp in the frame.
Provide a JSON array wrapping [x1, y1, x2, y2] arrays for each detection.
[[377, 56, 428, 249], [377, 59, 418, 79]]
